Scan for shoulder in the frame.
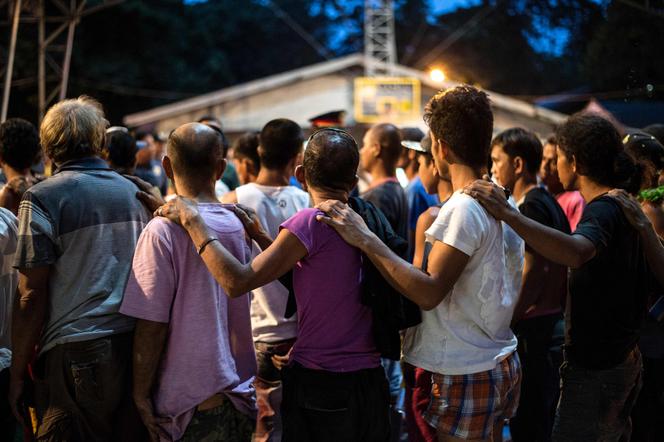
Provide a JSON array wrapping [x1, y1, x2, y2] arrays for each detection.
[[140, 217, 178, 244], [221, 189, 238, 203]]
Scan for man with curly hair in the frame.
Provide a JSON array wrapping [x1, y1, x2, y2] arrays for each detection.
[[0, 119, 43, 215], [317, 85, 525, 441]]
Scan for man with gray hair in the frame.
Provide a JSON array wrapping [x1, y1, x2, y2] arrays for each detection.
[[8, 96, 150, 441]]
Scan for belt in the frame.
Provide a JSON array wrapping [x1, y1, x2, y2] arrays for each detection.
[[197, 393, 225, 411]]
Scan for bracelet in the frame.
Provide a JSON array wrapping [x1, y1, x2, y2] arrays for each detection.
[[197, 237, 218, 255]]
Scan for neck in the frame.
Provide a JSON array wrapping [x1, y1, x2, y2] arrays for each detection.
[[368, 161, 396, 181], [578, 176, 611, 203], [255, 167, 291, 187], [405, 164, 418, 181], [449, 163, 481, 192], [309, 188, 349, 206], [2, 165, 32, 182], [173, 178, 219, 203], [512, 176, 538, 203], [437, 179, 453, 202], [547, 179, 564, 196]]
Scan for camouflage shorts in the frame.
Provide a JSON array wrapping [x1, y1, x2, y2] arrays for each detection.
[[179, 401, 254, 442]]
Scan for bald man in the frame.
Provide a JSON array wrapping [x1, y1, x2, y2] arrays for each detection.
[[120, 123, 257, 441], [360, 123, 409, 241]]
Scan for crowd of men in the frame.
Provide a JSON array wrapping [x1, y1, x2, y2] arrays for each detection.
[[0, 85, 662, 442]]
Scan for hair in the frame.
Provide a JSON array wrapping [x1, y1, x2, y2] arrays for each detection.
[[0, 118, 41, 170], [232, 131, 260, 171], [545, 134, 558, 146], [491, 128, 543, 175], [259, 119, 304, 169], [304, 129, 359, 191], [40, 96, 108, 164], [623, 131, 664, 189], [642, 124, 664, 146], [556, 113, 643, 194], [399, 127, 425, 142], [167, 124, 224, 181], [423, 85, 493, 169], [371, 123, 402, 166], [105, 128, 137, 171]]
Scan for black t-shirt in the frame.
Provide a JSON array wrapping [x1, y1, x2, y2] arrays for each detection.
[[362, 180, 409, 241], [567, 195, 649, 369], [519, 187, 571, 238]]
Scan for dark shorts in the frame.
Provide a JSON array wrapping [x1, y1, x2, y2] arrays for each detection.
[[31, 333, 145, 442], [552, 347, 643, 442], [281, 362, 390, 442]]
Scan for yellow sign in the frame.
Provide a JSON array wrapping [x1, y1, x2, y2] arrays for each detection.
[[354, 77, 421, 124]]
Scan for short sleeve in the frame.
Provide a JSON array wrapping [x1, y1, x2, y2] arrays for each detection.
[[280, 208, 318, 255], [572, 198, 617, 254], [425, 195, 486, 257], [120, 223, 176, 323], [14, 192, 57, 269]]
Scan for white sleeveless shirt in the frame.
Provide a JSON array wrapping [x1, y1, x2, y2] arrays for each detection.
[[236, 183, 311, 343]]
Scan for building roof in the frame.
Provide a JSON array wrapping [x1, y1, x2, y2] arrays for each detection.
[[124, 53, 566, 128]]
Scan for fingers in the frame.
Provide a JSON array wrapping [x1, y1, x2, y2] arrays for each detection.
[[124, 174, 154, 192], [316, 214, 341, 227], [136, 191, 162, 213]]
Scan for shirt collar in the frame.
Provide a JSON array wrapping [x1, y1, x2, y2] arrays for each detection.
[[54, 156, 111, 174]]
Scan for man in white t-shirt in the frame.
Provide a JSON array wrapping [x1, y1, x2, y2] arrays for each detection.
[[317, 85, 524, 441], [223, 118, 309, 441]]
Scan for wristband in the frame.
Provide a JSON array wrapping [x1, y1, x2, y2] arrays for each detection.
[[198, 237, 218, 255]]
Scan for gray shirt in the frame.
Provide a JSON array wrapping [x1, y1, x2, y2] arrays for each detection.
[[14, 157, 150, 354]]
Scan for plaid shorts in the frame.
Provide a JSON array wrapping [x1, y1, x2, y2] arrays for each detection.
[[424, 351, 521, 440]]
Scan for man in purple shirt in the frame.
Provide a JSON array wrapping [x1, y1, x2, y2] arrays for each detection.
[[155, 128, 390, 442], [120, 123, 256, 441]]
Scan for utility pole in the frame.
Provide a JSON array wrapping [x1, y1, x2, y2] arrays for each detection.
[[364, 0, 397, 77]]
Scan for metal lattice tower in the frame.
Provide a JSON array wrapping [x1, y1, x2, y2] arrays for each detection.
[[1, 0, 123, 122], [364, 0, 397, 77]]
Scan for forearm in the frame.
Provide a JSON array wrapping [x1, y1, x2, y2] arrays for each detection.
[[639, 223, 664, 288], [182, 215, 258, 296], [132, 320, 168, 401], [505, 211, 593, 268], [360, 233, 446, 310], [513, 258, 545, 321], [10, 287, 48, 381]]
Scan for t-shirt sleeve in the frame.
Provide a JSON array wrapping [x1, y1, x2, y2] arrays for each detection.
[[14, 192, 57, 269], [572, 198, 617, 254], [280, 209, 317, 255], [119, 224, 176, 323], [519, 197, 550, 226], [425, 196, 486, 257]]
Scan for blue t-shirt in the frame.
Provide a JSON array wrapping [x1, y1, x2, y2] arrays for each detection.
[[406, 177, 439, 231]]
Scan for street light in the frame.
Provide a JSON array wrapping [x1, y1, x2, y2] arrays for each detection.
[[430, 68, 446, 83]]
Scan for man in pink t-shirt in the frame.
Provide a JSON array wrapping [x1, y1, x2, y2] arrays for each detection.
[[121, 123, 256, 441], [540, 136, 586, 230]]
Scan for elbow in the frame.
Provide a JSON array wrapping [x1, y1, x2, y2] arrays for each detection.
[[419, 295, 443, 311], [224, 282, 246, 298]]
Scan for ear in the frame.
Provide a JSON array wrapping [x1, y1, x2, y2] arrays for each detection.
[[295, 165, 307, 191], [163, 156, 174, 180], [373, 142, 382, 158], [570, 155, 577, 173], [513, 156, 525, 175], [215, 158, 227, 181]]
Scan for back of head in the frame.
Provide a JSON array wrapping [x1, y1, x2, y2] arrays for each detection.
[[232, 132, 260, 169], [258, 119, 303, 170], [492, 127, 543, 176], [642, 123, 664, 146], [0, 118, 41, 170], [372, 123, 402, 166], [424, 85, 493, 169], [623, 131, 664, 189], [556, 113, 642, 194], [40, 96, 108, 164], [399, 127, 425, 142], [105, 127, 137, 171], [304, 129, 359, 191], [198, 115, 229, 156], [167, 123, 224, 183]]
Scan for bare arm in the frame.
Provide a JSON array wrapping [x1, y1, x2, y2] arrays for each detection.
[[9, 266, 50, 423], [512, 251, 546, 322], [317, 201, 469, 311], [464, 180, 596, 268], [412, 207, 438, 270], [132, 319, 170, 441], [610, 190, 664, 288], [157, 197, 305, 297]]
